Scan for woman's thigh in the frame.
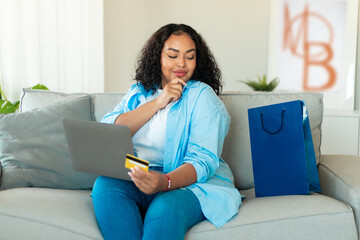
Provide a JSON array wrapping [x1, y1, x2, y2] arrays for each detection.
[[143, 188, 205, 240], [92, 176, 156, 240]]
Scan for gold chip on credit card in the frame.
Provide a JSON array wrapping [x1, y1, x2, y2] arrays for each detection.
[[125, 154, 149, 172]]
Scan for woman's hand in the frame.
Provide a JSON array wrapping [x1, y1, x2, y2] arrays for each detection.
[[128, 167, 168, 195], [154, 78, 187, 109]]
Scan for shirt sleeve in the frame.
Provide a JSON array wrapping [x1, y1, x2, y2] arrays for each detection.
[[183, 86, 231, 183], [101, 85, 135, 124]]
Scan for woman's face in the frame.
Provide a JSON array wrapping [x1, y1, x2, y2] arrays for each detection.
[[160, 33, 196, 87]]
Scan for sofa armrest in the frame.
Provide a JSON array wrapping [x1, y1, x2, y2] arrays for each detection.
[[319, 154, 360, 235]]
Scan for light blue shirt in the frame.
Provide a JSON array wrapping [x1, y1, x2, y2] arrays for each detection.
[[101, 80, 242, 227]]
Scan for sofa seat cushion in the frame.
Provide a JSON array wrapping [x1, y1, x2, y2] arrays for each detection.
[[0, 188, 102, 240], [0, 188, 356, 240], [185, 189, 357, 240]]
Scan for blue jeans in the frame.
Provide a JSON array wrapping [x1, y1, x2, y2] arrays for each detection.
[[92, 176, 205, 240]]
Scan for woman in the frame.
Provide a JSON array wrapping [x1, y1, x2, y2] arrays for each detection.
[[92, 23, 241, 240]]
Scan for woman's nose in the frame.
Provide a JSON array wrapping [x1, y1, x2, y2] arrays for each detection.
[[178, 56, 185, 67]]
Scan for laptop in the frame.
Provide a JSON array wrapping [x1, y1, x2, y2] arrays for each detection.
[[62, 118, 138, 180]]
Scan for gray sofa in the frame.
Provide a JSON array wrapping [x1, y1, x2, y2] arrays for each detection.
[[0, 89, 359, 240]]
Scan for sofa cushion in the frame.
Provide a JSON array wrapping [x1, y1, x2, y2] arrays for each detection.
[[0, 96, 97, 190], [19, 89, 126, 122], [0, 187, 355, 240], [185, 189, 357, 240], [90, 93, 125, 122], [319, 154, 360, 237], [0, 187, 102, 240], [19, 88, 89, 112], [220, 92, 323, 189]]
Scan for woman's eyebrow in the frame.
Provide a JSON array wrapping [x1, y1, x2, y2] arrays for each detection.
[[166, 48, 179, 52], [166, 48, 196, 53]]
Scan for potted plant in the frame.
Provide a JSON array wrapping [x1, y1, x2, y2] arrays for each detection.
[[242, 75, 279, 92], [0, 84, 49, 113]]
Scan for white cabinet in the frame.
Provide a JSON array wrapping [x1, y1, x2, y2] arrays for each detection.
[[320, 110, 360, 156]]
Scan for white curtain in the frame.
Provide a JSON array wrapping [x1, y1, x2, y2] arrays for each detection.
[[0, 0, 104, 102]]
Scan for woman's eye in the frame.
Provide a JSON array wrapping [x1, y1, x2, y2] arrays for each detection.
[[186, 56, 195, 60], [168, 55, 177, 59]]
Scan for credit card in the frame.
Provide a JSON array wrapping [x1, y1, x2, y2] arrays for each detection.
[[125, 154, 149, 172]]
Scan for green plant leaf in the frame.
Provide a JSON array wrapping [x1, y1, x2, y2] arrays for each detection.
[[0, 84, 3, 100], [0, 100, 17, 114], [13, 100, 20, 109], [259, 75, 266, 85], [31, 84, 49, 90]]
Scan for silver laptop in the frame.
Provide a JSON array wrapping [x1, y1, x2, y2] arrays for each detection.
[[62, 118, 134, 180]]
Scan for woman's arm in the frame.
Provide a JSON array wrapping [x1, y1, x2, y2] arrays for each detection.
[[115, 78, 186, 136], [182, 86, 230, 183], [115, 100, 161, 136]]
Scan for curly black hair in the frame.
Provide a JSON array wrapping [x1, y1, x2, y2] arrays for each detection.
[[134, 23, 222, 95]]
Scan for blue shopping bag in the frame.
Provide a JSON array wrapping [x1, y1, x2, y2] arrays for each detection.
[[248, 100, 321, 197]]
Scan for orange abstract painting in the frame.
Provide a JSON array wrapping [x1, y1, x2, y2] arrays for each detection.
[[278, 0, 345, 92]]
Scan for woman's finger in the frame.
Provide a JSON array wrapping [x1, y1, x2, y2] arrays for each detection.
[[165, 83, 183, 93], [170, 78, 187, 86], [167, 89, 182, 101]]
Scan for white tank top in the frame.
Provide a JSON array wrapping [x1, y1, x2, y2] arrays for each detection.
[[132, 89, 174, 167]]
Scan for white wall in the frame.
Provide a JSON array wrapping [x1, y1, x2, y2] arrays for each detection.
[[355, 2, 360, 110], [104, 0, 271, 93]]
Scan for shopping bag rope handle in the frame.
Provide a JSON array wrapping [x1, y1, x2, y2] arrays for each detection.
[[260, 109, 285, 134]]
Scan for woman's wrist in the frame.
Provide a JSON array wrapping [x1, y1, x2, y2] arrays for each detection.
[[163, 174, 171, 191], [151, 98, 165, 111]]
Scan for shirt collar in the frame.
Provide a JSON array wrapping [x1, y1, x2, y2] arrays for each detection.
[[134, 80, 199, 98]]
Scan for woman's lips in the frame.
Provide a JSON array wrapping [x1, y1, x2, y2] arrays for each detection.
[[173, 71, 187, 78]]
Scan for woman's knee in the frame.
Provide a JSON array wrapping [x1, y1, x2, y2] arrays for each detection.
[[143, 189, 204, 240], [144, 189, 204, 230], [92, 176, 114, 196]]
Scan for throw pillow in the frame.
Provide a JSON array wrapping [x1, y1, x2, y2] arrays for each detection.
[[0, 96, 98, 190], [19, 88, 89, 112]]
